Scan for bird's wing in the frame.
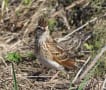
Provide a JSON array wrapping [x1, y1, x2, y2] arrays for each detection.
[[42, 37, 77, 69]]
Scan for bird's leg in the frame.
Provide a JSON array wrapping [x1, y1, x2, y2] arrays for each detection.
[[49, 71, 60, 81]]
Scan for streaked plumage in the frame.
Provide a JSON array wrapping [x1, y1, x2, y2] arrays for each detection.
[[35, 17, 77, 71]]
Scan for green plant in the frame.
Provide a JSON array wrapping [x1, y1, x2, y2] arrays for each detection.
[[12, 63, 18, 90], [25, 52, 36, 59], [1, 0, 9, 16], [94, 54, 106, 76], [6, 52, 21, 63], [22, 0, 31, 5], [78, 63, 99, 90], [48, 18, 57, 33], [84, 43, 94, 50]]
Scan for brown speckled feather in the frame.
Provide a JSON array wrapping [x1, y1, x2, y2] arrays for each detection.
[[39, 32, 77, 70]]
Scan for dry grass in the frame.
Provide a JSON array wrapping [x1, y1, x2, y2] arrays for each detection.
[[0, 0, 106, 90]]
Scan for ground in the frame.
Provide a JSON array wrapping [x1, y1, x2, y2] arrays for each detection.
[[0, 0, 106, 90]]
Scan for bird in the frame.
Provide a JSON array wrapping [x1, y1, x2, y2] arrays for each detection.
[[34, 17, 78, 72]]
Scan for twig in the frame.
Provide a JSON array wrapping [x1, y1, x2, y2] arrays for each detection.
[[0, 78, 12, 84], [79, 45, 106, 82], [72, 56, 91, 84], [57, 13, 106, 43], [26, 75, 52, 78], [37, 79, 69, 85], [0, 57, 7, 67], [16, 74, 52, 79], [102, 75, 106, 90], [59, 10, 71, 30], [50, 71, 60, 81], [57, 17, 97, 42]]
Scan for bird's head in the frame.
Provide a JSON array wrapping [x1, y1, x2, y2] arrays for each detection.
[[35, 16, 48, 39]]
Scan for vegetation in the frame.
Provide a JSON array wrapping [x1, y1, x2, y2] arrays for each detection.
[[0, 0, 106, 90], [6, 52, 21, 63]]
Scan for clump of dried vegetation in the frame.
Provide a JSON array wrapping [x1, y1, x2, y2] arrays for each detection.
[[0, 0, 106, 90]]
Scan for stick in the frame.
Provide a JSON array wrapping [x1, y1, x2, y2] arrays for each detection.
[[57, 13, 106, 43], [57, 17, 97, 42], [101, 75, 106, 90], [72, 56, 91, 84], [79, 45, 106, 82]]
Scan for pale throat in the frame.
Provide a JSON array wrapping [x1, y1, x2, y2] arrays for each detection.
[[39, 30, 50, 43]]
